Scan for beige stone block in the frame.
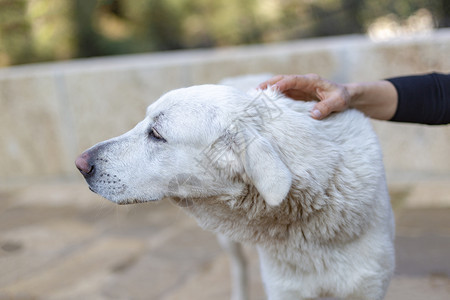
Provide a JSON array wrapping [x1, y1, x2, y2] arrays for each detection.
[[9, 182, 101, 208], [288, 50, 337, 78], [348, 34, 450, 81], [405, 180, 450, 208], [372, 121, 450, 175], [0, 74, 71, 180], [63, 64, 186, 157], [187, 42, 338, 86]]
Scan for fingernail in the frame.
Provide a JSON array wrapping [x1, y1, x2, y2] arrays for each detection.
[[311, 109, 322, 119]]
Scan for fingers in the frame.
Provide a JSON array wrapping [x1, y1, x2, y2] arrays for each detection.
[[258, 75, 285, 90], [273, 75, 309, 93], [259, 74, 309, 91], [259, 74, 321, 98], [258, 74, 350, 120]]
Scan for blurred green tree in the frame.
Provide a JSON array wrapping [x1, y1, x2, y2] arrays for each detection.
[[0, 0, 448, 66], [0, 0, 34, 65]]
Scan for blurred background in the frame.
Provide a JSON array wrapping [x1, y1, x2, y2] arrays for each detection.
[[0, 0, 449, 67], [1, 1, 450, 299]]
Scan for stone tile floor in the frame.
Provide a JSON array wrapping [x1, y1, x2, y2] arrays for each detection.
[[0, 182, 449, 300]]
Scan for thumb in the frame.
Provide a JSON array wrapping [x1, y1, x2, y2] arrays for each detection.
[[310, 98, 343, 120]]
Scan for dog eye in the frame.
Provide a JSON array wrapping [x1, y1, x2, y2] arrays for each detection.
[[149, 127, 165, 142]]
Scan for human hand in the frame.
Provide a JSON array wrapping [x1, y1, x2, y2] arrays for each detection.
[[258, 74, 351, 120]]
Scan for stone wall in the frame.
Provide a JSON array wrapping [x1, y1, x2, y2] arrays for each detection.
[[1, 29, 449, 196]]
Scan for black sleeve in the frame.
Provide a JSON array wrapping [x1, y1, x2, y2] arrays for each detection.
[[386, 73, 450, 125]]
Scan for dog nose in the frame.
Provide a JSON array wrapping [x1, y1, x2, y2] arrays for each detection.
[[75, 152, 94, 177]]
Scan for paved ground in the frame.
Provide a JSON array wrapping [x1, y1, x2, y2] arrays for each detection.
[[0, 182, 449, 300]]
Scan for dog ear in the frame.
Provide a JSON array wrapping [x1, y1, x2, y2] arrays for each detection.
[[236, 127, 292, 206]]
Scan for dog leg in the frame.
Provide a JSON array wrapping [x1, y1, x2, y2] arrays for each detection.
[[217, 234, 249, 300]]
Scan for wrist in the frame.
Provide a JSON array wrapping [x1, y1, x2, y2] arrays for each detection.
[[343, 83, 363, 109], [342, 80, 398, 120]]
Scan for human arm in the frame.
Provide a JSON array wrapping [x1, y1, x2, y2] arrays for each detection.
[[259, 73, 450, 124], [258, 74, 397, 120]]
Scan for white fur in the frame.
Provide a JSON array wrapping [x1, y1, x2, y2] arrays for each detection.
[[79, 84, 395, 300]]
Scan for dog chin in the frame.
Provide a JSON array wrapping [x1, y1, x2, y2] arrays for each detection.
[[88, 186, 159, 205]]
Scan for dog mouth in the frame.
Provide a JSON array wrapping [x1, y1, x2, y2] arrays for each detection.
[[87, 180, 128, 200], [117, 199, 141, 205], [117, 198, 154, 205]]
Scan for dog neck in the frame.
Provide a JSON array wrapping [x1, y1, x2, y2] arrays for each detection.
[[178, 168, 377, 248], [178, 178, 328, 244]]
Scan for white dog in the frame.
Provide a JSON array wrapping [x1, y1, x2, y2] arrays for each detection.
[[76, 83, 395, 300]]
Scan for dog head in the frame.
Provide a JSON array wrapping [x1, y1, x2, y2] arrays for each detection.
[[75, 85, 292, 206]]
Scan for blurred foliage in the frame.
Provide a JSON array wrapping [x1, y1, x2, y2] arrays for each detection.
[[0, 0, 448, 66]]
